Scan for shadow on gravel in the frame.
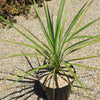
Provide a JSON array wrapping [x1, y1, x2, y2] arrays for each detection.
[[0, 55, 47, 100], [0, 55, 91, 100], [0, 79, 47, 100]]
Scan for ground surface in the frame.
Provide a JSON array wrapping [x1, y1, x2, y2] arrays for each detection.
[[0, 0, 100, 100]]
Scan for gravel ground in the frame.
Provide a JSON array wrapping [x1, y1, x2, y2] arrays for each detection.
[[0, 0, 100, 100]]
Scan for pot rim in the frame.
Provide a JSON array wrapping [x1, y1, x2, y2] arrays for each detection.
[[39, 65, 76, 89]]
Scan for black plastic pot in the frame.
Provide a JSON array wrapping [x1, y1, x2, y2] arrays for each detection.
[[41, 83, 71, 100], [39, 65, 76, 100]]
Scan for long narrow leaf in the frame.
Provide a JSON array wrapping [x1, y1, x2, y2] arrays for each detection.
[[54, 0, 66, 53], [0, 53, 43, 60], [63, 62, 91, 99], [62, 1, 89, 43], [0, 39, 40, 50], [64, 33, 100, 50], [59, 67, 76, 94], [58, 0, 70, 56], [0, 69, 33, 82], [60, 1, 89, 55], [68, 39, 100, 55], [71, 35, 100, 39], [16, 24, 52, 53], [0, 39, 50, 58], [63, 39, 100, 57], [33, 0, 53, 49], [62, 39, 89, 58], [64, 1, 92, 51], [63, 35, 100, 55], [67, 63, 100, 71], [55, 0, 65, 37], [0, 16, 46, 52], [0, 64, 49, 92], [66, 55, 100, 62], [53, 68, 56, 100], [69, 18, 100, 39], [43, 3, 54, 46], [73, 1, 92, 34]]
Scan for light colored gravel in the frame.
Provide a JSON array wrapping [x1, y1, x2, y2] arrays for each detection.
[[0, 0, 100, 100]]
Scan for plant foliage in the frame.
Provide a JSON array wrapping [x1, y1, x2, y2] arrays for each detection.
[[0, 0, 100, 99], [0, 0, 43, 26]]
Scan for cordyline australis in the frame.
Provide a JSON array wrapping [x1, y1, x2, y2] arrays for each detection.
[[0, 0, 100, 99]]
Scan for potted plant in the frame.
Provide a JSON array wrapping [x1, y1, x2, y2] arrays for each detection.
[[0, 0, 100, 100]]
